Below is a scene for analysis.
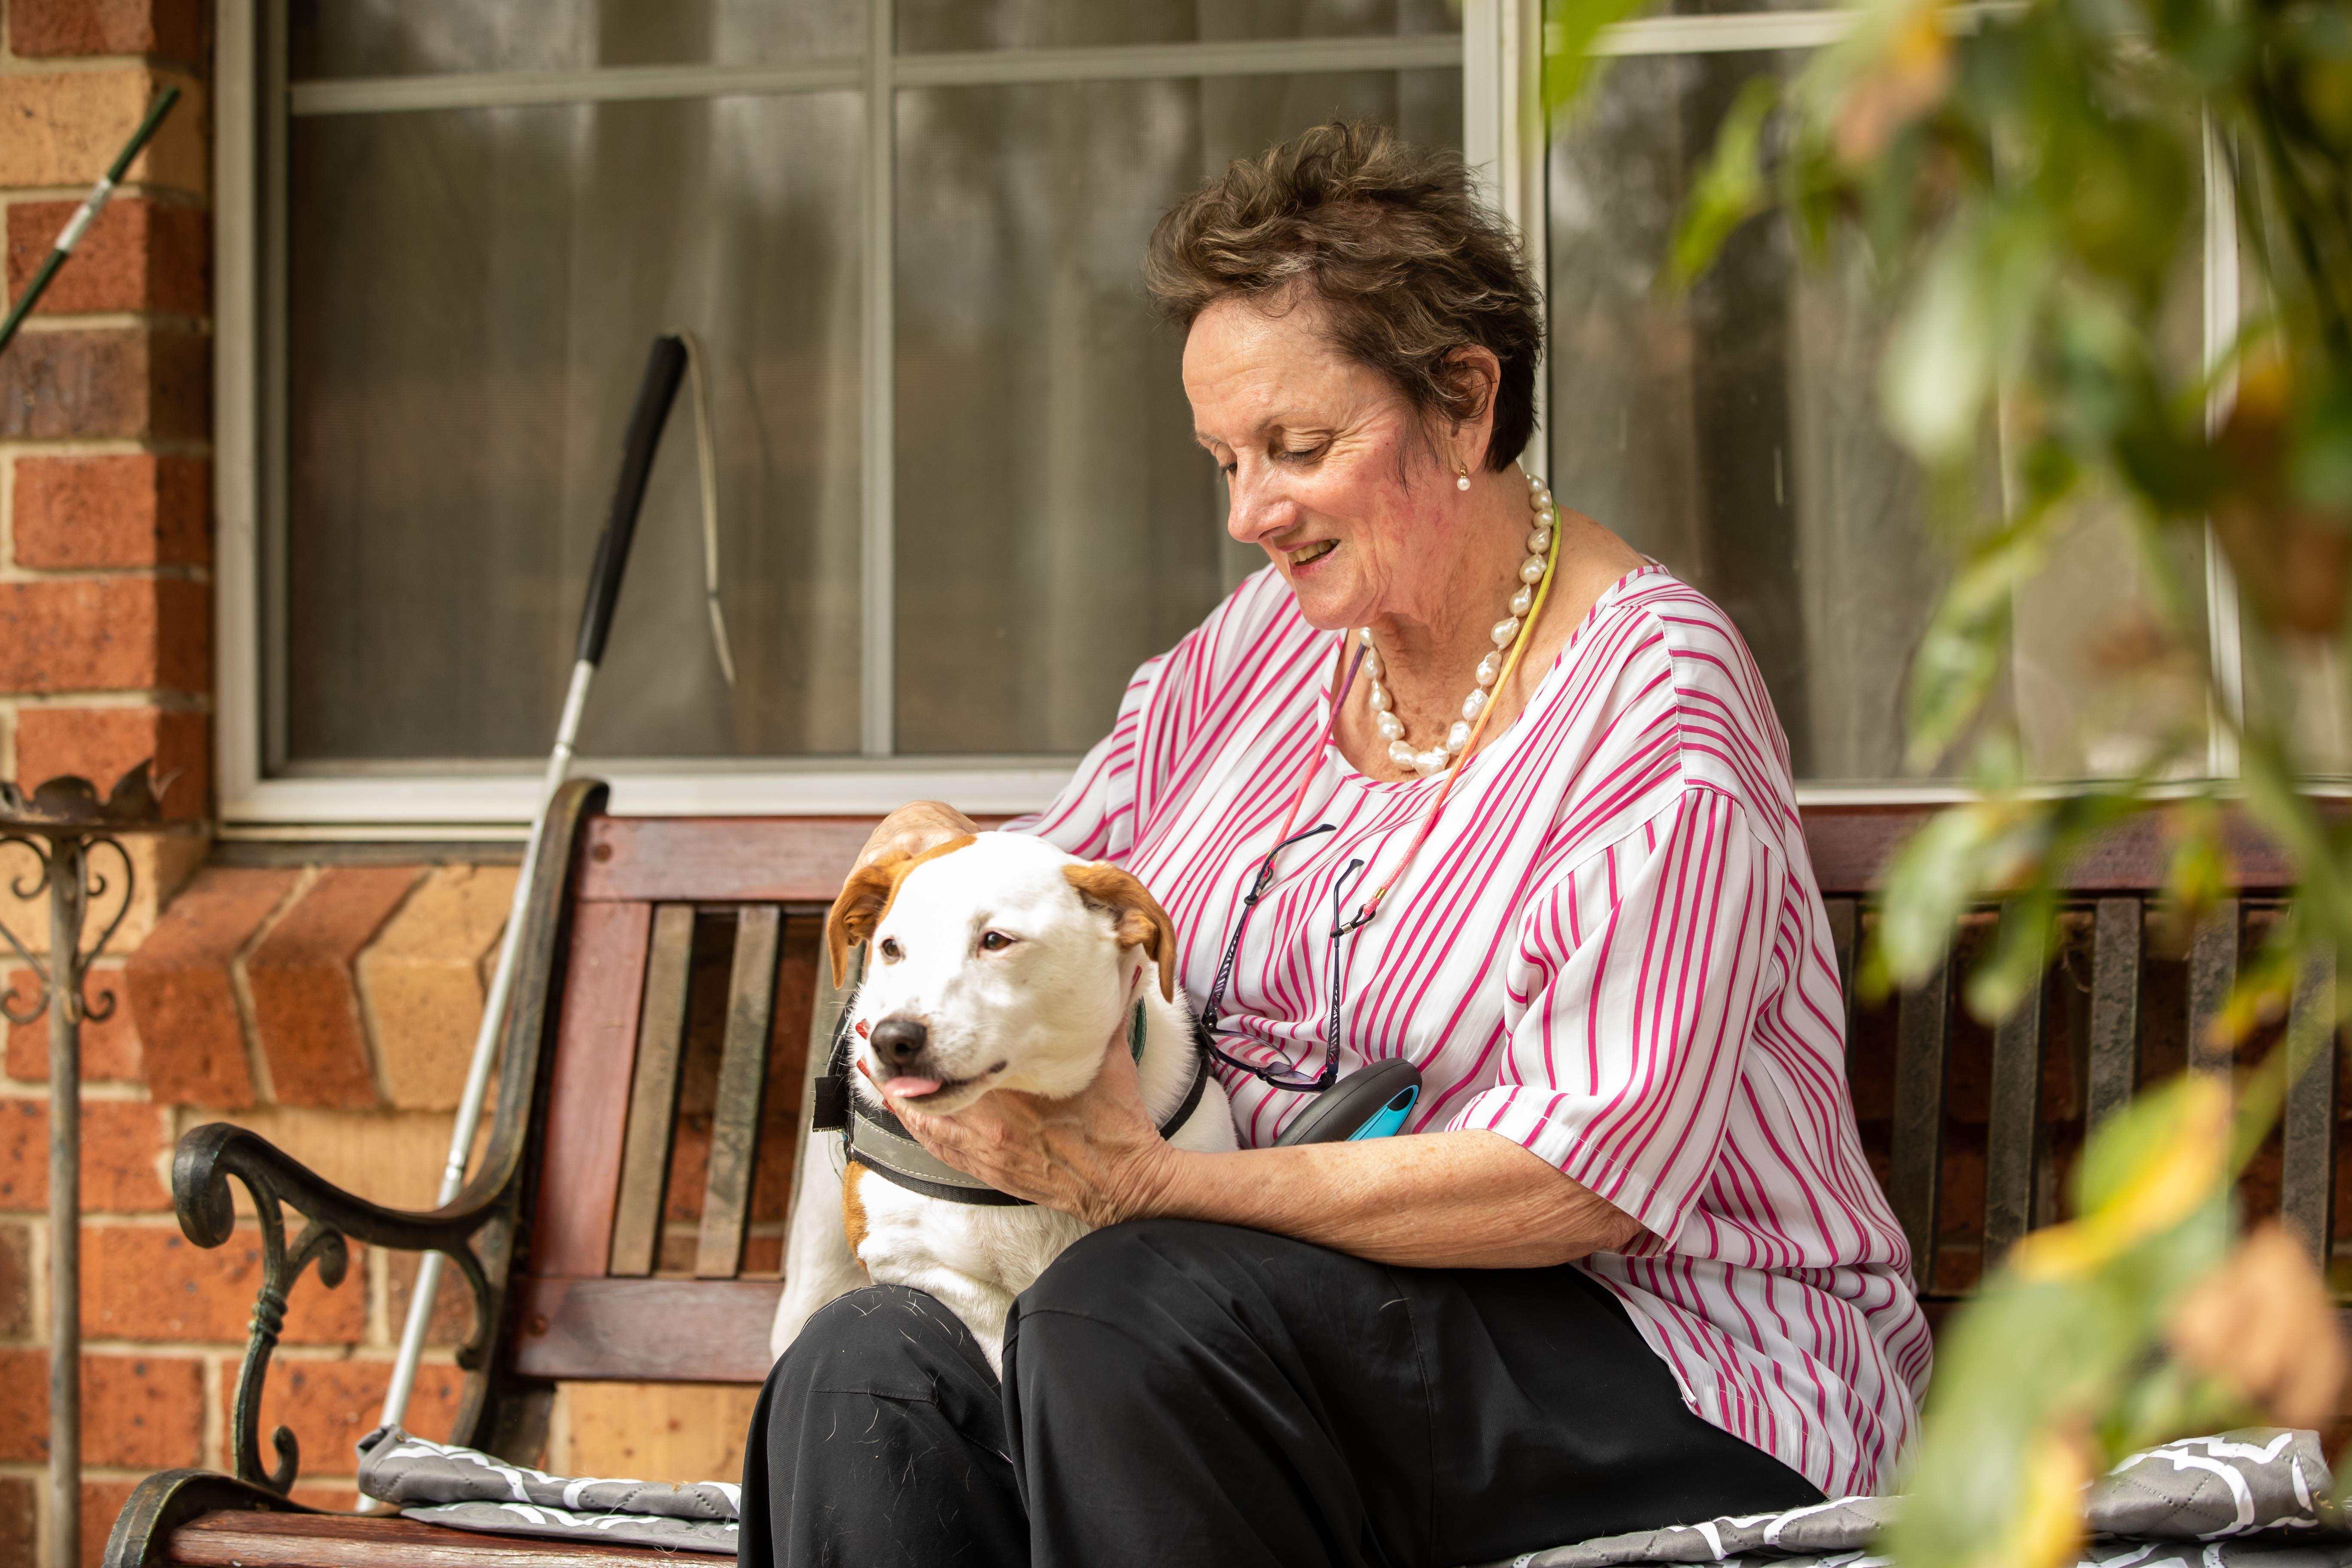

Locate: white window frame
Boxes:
[212,0,2239,836]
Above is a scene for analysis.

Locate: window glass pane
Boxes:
[282,94,863,765]
[894,70,1461,754]
[2009,144,2211,782]
[1547,49,2205,782]
[2229,183,2340,777]
[288,0,862,79]
[897,0,1456,56]
[1654,0,1821,17]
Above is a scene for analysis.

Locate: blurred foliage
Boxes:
[1538,0,2352,1559]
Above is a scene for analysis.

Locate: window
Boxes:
[215,0,2242,830]
[1541,15,2227,785]
[223,0,1459,827]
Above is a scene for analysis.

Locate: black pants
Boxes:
[739,1219,1819,1568]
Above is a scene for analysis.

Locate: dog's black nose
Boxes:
[870,1015,929,1069]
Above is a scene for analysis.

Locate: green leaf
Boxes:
[1672,77,1782,284]
[1871,799,2039,990]
[1541,0,1658,124]
[1882,220,2000,462]
[2158,800,2228,928]
[1967,885,2060,1022]
[1889,1275,2127,1568]
[1904,520,2049,771]
[2072,1072,2217,1215]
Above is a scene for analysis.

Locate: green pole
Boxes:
[0,86,181,357]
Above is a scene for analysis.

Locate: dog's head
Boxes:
[825,832,1178,1113]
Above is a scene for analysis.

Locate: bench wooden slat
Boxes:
[2087,897,2142,1129]
[607,904,698,1279]
[170,1509,681,1567]
[2282,940,2338,1260]
[2189,900,2240,1082]
[696,906,783,1279]
[1890,950,1951,1289]
[1984,903,2043,1262]
[579,816,873,903]
[532,900,655,1278]
[512,1276,781,1383]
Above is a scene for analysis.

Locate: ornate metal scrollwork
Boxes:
[3,764,167,1568]
[175,1122,508,1494]
[149,777,598,1502]
[0,830,135,1027]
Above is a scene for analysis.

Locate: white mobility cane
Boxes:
[378,335,692,1436]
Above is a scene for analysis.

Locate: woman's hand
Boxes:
[856,800,980,872]
[881,1023,1177,1229]
[878,1009,1645,1268]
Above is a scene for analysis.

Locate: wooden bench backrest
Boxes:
[505,807,2340,1387]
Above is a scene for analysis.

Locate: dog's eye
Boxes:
[878,937,903,961]
[979,930,1016,952]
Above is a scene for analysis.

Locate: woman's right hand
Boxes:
[854,799,979,873]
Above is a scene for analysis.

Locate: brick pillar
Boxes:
[0,9,723,1547]
[0,5,211,1563]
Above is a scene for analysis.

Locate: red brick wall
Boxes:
[0,3,213,1556]
[0,856,527,1562]
[0,15,761,1559]
[0,4,353,1559]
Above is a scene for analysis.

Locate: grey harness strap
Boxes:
[813,1001,1211,1208]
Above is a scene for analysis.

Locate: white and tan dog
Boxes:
[769,831,1234,1367]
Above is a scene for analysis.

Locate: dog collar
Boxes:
[814,1000,1211,1209]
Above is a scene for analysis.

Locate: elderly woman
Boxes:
[738,122,1928,1568]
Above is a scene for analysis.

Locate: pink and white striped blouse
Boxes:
[1018,560,1931,1499]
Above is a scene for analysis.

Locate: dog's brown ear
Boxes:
[824,833,979,987]
[1063,862,1179,1001]
[826,858,900,989]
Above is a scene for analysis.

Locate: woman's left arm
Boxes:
[889,1038,1642,1268]
[1137,1128,1645,1267]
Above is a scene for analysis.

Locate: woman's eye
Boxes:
[979,931,1016,952]
[1277,443,1325,465]
[878,937,902,961]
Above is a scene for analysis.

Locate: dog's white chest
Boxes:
[852,1173,1092,1363]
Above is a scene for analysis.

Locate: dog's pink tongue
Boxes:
[884,1075,942,1099]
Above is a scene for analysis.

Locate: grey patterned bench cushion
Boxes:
[355,1427,742,1553]
[357,1425,2352,1564]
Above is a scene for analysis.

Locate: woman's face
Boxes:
[1183,291,1474,635]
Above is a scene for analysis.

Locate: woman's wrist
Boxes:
[1106,1139,1211,1227]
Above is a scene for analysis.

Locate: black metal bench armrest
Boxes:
[175,1121,501,1260]
[171,1120,515,1496]
[151,780,605,1506]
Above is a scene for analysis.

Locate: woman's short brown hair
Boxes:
[1145,121,1543,472]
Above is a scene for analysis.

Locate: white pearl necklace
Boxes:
[1363,470,1558,777]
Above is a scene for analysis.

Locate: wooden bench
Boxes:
[102,784,2343,1568]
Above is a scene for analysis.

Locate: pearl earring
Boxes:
[1455,464,1471,492]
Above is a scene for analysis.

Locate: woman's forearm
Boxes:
[1129,1129,1643,1269]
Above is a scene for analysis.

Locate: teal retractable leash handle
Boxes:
[1272,1058,1421,1146]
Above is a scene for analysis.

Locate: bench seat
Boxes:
[168,1510,680,1568]
[100,785,2347,1568]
